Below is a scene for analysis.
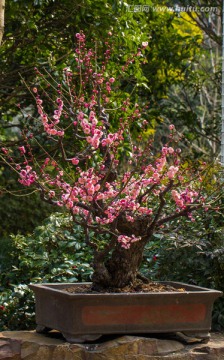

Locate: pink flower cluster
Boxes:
[19,166,38,186]
[1,147,8,154]
[156,156,166,172]
[118,235,141,249]
[18,146,26,155]
[56,168,103,211]
[37,97,64,137]
[78,111,98,134]
[171,189,199,209]
[162,146,174,156]
[87,129,103,149]
[95,182,118,201]
[75,32,86,42]
[77,110,105,149]
[167,166,179,179]
[101,133,119,147]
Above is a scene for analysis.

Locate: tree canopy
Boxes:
[0,0,222,235]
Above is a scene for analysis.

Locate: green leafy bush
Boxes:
[0,170,55,237]
[141,208,224,330]
[0,213,93,330]
[0,286,35,331]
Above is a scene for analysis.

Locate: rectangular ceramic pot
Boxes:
[29,282,222,343]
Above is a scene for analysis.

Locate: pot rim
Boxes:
[29,281,223,298]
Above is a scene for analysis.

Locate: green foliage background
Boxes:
[0,213,93,330]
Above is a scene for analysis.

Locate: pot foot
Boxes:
[36,325,52,334]
[62,332,102,343]
[176,331,210,344]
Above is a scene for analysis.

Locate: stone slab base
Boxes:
[1,331,224,359]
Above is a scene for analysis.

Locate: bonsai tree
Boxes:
[1,32,221,291]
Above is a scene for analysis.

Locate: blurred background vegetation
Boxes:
[0,0,223,331]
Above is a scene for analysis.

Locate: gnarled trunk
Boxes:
[91,213,152,290]
[92,239,148,290]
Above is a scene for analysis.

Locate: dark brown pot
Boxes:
[29,282,222,343]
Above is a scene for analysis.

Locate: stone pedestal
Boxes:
[1,331,224,359]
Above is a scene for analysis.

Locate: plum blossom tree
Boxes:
[1,32,221,290]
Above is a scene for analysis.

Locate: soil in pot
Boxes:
[62,280,186,294]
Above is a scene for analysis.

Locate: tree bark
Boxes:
[91,214,152,290]
[92,239,148,290]
[0,0,5,45]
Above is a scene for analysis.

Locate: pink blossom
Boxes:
[144,164,154,174]
[152,172,160,181]
[36,99,43,105]
[138,207,153,215]
[49,190,55,198]
[101,133,118,147]
[18,146,26,155]
[75,33,85,42]
[77,111,85,121]
[1,147,8,154]
[89,111,98,125]
[57,130,64,137]
[118,235,141,249]
[171,190,180,199]
[156,157,166,172]
[168,147,174,154]
[167,166,179,179]
[71,158,79,165]
[171,190,184,208]
[126,215,134,222]
[18,166,38,186]
[44,158,50,166]
[106,83,111,92]
[162,147,168,156]
[86,129,103,149]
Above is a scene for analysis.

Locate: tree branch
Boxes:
[156,204,201,227]
[149,180,174,232]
